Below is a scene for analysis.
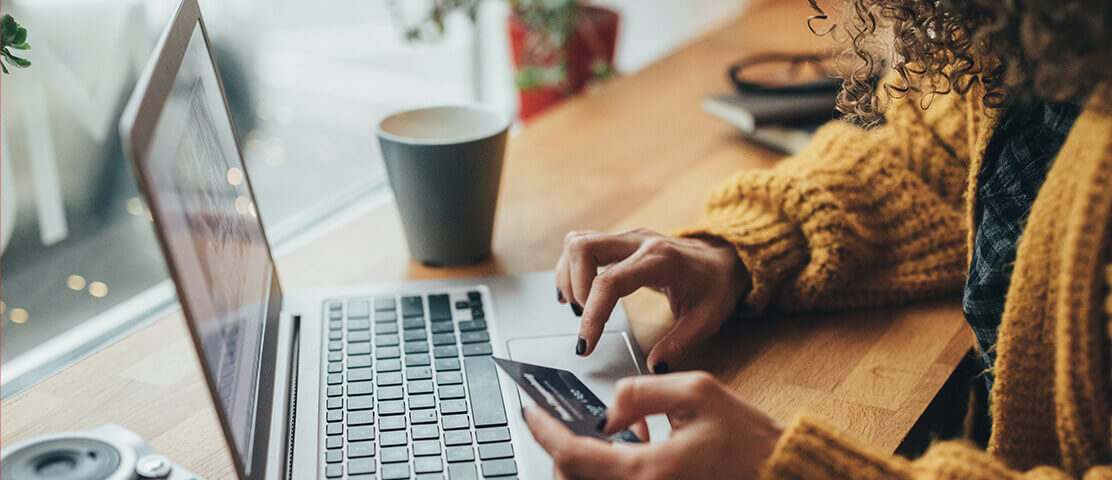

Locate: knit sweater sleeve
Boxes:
[676,88,974,315]
[761,414,1112,480]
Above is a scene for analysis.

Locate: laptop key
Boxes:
[430,321,454,334]
[438,385,465,399]
[377,372,403,387]
[327,398,343,410]
[478,442,514,460]
[428,294,452,321]
[447,462,478,480]
[377,359,402,373]
[328,330,342,341]
[325,449,342,463]
[329,321,342,331]
[380,446,408,463]
[325,436,342,449]
[376,323,399,335]
[433,346,459,358]
[348,440,375,458]
[409,379,434,394]
[328,362,342,374]
[378,400,405,415]
[476,427,510,444]
[347,300,370,318]
[329,302,343,311]
[375,296,397,311]
[328,351,342,362]
[326,423,342,436]
[459,331,490,344]
[432,333,456,346]
[378,386,403,400]
[471,308,485,320]
[376,335,400,347]
[348,331,371,343]
[348,458,376,475]
[326,386,342,397]
[327,410,342,422]
[382,463,410,480]
[379,415,407,431]
[458,320,487,332]
[406,342,430,354]
[328,341,342,351]
[326,374,342,385]
[348,397,374,411]
[446,445,475,463]
[380,430,407,447]
[403,317,426,330]
[401,296,424,317]
[467,291,481,301]
[455,300,470,310]
[375,310,398,322]
[436,371,463,385]
[412,424,439,440]
[348,343,371,355]
[440,399,468,415]
[415,456,443,474]
[411,409,438,424]
[325,463,342,478]
[404,329,428,342]
[406,354,432,367]
[346,377,373,397]
[347,426,374,441]
[413,439,441,456]
[435,358,461,371]
[462,343,493,357]
[443,430,471,446]
[481,459,517,477]
[464,357,508,427]
[441,414,470,430]
[347,411,374,426]
[376,346,401,359]
[349,368,373,382]
[348,320,370,331]
[329,310,343,321]
[347,356,371,368]
[409,394,436,410]
[407,366,433,380]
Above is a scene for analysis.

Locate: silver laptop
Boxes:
[119,1,663,479]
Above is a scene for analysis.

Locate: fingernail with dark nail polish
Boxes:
[521,406,528,419]
[653,362,669,374]
[557,288,564,302]
[596,413,608,432]
[570,303,583,316]
[576,337,587,356]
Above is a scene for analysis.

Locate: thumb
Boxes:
[600,372,710,436]
[645,305,721,374]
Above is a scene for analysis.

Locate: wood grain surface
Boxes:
[1,2,972,478]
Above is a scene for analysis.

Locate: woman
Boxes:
[523,0,1112,478]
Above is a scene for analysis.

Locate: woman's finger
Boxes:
[555,251,572,305]
[645,303,724,374]
[600,372,720,435]
[578,248,672,356]
[566,231,644,308]
[523,405,634,479]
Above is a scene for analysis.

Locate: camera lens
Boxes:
[33,450,80,475]
[2,438,121,480]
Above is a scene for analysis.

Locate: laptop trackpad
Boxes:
[506,332,644,411]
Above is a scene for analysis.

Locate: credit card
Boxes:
[492,356,641,443]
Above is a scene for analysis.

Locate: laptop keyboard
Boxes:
[321,290,519,479]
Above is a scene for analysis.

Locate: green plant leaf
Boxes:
[514,64,566,89]
[10,41,29,50]
[1,15,17,45]
[1,63,8,74]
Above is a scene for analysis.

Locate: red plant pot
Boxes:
[508,5,620,120]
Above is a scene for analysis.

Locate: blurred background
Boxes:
[0,0,744,398]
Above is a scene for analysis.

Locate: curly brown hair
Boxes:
[808,0,1112,126]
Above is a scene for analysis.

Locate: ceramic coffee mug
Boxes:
[377,105,510,267]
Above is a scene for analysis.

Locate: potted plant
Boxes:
[1,14,32,73]
[507,0,618,119]
[1,13,30,254]
[389,0,619,120]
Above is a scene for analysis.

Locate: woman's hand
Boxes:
[523,371,783,480]
[556,229,750,373]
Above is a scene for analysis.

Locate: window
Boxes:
[0,0,742,398]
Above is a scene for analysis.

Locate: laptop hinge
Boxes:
[283,315,301,480]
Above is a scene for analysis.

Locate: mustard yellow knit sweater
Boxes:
[679,80,1112,478]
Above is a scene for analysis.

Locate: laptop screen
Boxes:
[142,21,273,470]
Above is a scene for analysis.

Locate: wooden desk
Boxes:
[1,2,972,477]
